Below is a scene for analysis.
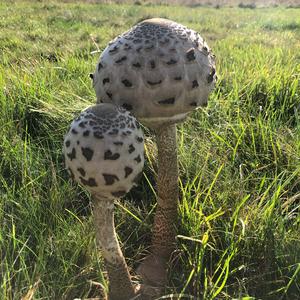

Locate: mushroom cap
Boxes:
[92,18,216,128]
[63,103,144,199]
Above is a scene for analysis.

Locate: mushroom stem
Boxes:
[153,124,179,258]
[138,124,179,286]
[92,196,136,300]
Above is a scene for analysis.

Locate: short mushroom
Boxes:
[91,18,217,287]
[63,103,144,300]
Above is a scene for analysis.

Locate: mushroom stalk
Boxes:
[138,124,179,286]
[153,124,178,259]
[92,196,136,300]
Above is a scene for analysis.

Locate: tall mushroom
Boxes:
[91,18,217,286]
[63,103,144,300]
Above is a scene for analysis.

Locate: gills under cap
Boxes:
[92,18,216,127]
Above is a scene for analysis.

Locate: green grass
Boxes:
[0,1,300,299]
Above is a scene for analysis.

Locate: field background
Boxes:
[60,0,300,8]
[0,0,300,299]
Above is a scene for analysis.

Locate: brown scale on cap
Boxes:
[63,103,144,199]
[92,18,216,127]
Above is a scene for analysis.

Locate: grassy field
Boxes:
[61,0,300,8]
[0,1,300,299]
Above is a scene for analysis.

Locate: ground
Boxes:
[0,1,299,299]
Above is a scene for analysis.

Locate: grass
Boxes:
[0,1,300,299]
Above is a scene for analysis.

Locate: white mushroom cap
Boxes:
[92,18,216,127]
[63,103,144,199]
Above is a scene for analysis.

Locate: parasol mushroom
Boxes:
[91,18,217,287]
[63,103,145,300]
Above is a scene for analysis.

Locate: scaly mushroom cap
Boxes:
[92,18,216,127]
[63,103,144,199]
